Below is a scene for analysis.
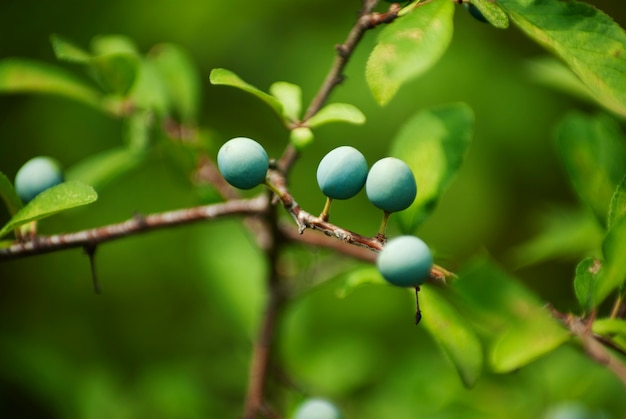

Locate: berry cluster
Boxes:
[216,137,433,288]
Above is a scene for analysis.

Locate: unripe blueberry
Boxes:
[316,146,368,200]
[14,156,64,203]
[293,398,343,419]
[464,3,488,23]
[217,137,269,190]
[365,157,416,213]
[377,235,433,287]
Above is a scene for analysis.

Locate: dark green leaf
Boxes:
[421,287,483,387]
[66,148,145,190]
[269,82,302,122]
[209,68,284,120]
[608,176,626,230]
[90,53,140,96]
[50,34,91,64]
[497,0,626,118]
[555,112,626,226]
[0,58,102,109]
[0,181,97,238]
[307,103,366,128]
[471,0,509,29]
[390,103,474,233]
[574,256,603,312]
[366,0,454,105]
[149,43,201,123]
[595,216,626,306]
[0,171,23,216]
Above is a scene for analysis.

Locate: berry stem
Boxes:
[376,211,391,242]
[320,197,333,221]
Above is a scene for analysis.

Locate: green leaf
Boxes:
[335,265,387,299]
[149,43,201,123]
[269,81,302,122]
[90,53,140,96]
[608,176,626,230]
[526,56,596,103]
[129,60,170,116]
[595,215,626,306]
[66,148,145,190]
[0,172,23,216]
[390,103,474,233]
[555,112,626,227]
[497,0,626,118]
[0,58,102,109]
[574,257,603,312]
[50,34,91,64]
[421,287,483,388]
[592,318,626,338]
[209,68,283,120]
[471,0,509,29]
[0,181,97,238]
[366,0,454,105]
[90,34,139,56]
[306,103,366,128]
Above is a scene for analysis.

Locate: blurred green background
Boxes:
[1,1,626,418]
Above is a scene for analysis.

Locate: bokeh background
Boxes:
[1,1,626,418]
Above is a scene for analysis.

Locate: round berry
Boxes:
[377,236,433,287]
[316,146,368,200]
[14,156,64,203]
[217,137,269,190]
[464,3,488,23]
[365,157,416,213]
[293,398,343,419]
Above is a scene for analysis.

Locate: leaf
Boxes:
[90,53,140,96]
[366,0,454,105]
[389,103,474,233]
[269,81,302,122]
[555,112,626,227]
[0,172,23,216]
[471,0,510,29]
[0,58,102,109]
[595,215,626,306]
[129,60,170,116]
[90,34,139,56]
[335,265,387,299]
[149,43,201,123]
[0,181,97,238]
[496,0,626,118]
[209,68,283,120]
[526,56,596,103]
[50,34,91,64]
[574,256,603,312]
[593,318,626,353]
[306,103,366,128]
[421,287,483,387]
[66,148,145,190]
[608,176,626,230]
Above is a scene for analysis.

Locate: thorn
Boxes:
[84,243,102,295]
[415,286,422,325]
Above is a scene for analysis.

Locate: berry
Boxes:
[464,3,489,23]
[217,137,269,190]
[365,157,416,213]
[377,235,433,287]
[293,398,343,419]
[316,146,368,200]
[14,156,64,203]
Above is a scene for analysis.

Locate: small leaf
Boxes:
[149,43,201,123]
[66,148,145,190]
[497,0,626,118]
[526,57,596,104]
[0,172,23,216]
[594,216,626,306]
[608,176,626,230]
[366,0,454,105]
[471,0,509,29]
[335,265,387,299]
[421,287,483,387]
[129,60,170,116]
[574,256,603,312]
[209,68,283,120]
[90,53,140,96]
[592,318,626,337]
[269,81,302,122]
[90,34,139,56]
[555,112,626,227]
[0,58,102,109]
[390,103,474,233]
[50,34,91,64]
[0,181,97,238]
[307,103,366,128]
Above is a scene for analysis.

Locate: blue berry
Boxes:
[316,146,368,200]
[217,137,269,190]
[464,3,488,23]
[293,398,343,419]
[365,157,416,213]
[377,236,433,287]
[14,156,64,203]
